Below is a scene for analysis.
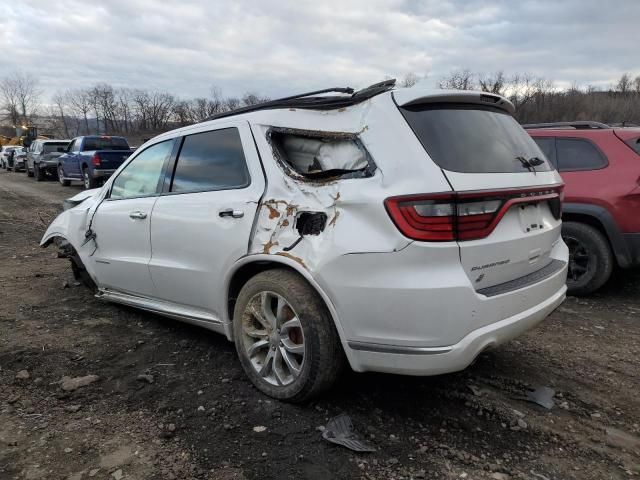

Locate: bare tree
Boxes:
[52,91,71,138]
[478,71,506,95]
[399,72,421,88]
[616,73,632,93]
[0,72,41,126]
[439,69,475,90]
[67,89,93,135]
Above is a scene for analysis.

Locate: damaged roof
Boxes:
[206,79,516,122]
[206,79,397,121]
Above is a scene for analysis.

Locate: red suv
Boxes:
[526,122,640,294]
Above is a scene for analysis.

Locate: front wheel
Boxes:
[58,165,71,186]
[562,221,614,295]
[233,269,345,402]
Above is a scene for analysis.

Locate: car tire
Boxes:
[83,167,98,189]
[35,163,45,182]
[562,221,614,295]
[58,165,71,186]
[233,269,345,402]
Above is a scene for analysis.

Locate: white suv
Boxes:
[42,81,568,401]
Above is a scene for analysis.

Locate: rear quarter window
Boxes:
[556,138,607,171]
[399,104,552,173]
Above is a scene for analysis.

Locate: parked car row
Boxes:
[1,135,133,189]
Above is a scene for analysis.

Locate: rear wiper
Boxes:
[515,156,544,174]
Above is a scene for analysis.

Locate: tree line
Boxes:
[438,69,640,125]
[1,70,639,143]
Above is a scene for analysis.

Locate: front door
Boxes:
[148,124,265,320]
[90,139,174,296]
[62,139,82,178]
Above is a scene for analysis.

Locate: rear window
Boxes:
[43,142,68,153]
[82,137,130,151]
[400,104,553,173]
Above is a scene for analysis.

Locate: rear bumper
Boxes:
[12,158,25,169]
[316,240,568,375]
[92,169,116,178]
[39,160,59,171]
[347,284,565,375]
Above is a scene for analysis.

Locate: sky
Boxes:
[1,0,639,101]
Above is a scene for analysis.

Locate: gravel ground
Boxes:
[1,170,639,480]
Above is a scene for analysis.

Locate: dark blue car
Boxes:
[57,135,133,189]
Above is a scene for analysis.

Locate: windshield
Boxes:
[82,137,130,151]
[43,143,68,153]
[400,103,553,173]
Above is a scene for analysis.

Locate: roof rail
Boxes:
[205,79,396,121]
[522,121,610,130]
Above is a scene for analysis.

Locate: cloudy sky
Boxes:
[2,0,639,100]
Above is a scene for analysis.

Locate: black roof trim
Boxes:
[522,121,611,130]
[205,79,396,121]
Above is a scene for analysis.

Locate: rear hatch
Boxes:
[83,137,132,170]
[92,150,132,169]
[393,91,564,292]
[42,142,69,163]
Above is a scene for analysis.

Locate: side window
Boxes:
[557,138,607,171]
[67,140,76,153]
[532,137,556,168]
[72,140,82,153]
[110,140,173,200]
[170,128,250,193]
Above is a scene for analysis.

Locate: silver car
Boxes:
[26,139,70,181]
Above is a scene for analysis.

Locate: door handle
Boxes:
[129,210,147,219]
[219,209,244,219]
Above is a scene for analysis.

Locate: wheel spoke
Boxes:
[258,348,275,377]
[279,346,301,378]
[281,338,304,355]
[280,317,301,332]
[248,302,270,330]
[247,339,269,357]
[273,348,287,386]
[260,292,277,328]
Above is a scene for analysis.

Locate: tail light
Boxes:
[92,153,101,166]
[385,185,563,242]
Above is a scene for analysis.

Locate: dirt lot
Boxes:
[0,170,639,480]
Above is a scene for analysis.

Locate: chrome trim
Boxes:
[96,289,225,334]
[348,341,452,355]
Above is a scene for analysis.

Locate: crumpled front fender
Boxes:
[40,189,102,247]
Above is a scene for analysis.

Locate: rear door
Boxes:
[397,99,564,291]
[148,122,265,319]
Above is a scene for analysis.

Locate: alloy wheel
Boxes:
[240,291,305,387]
[58,166,65,184]
[565,235,591,282]
[83,171,90,189]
